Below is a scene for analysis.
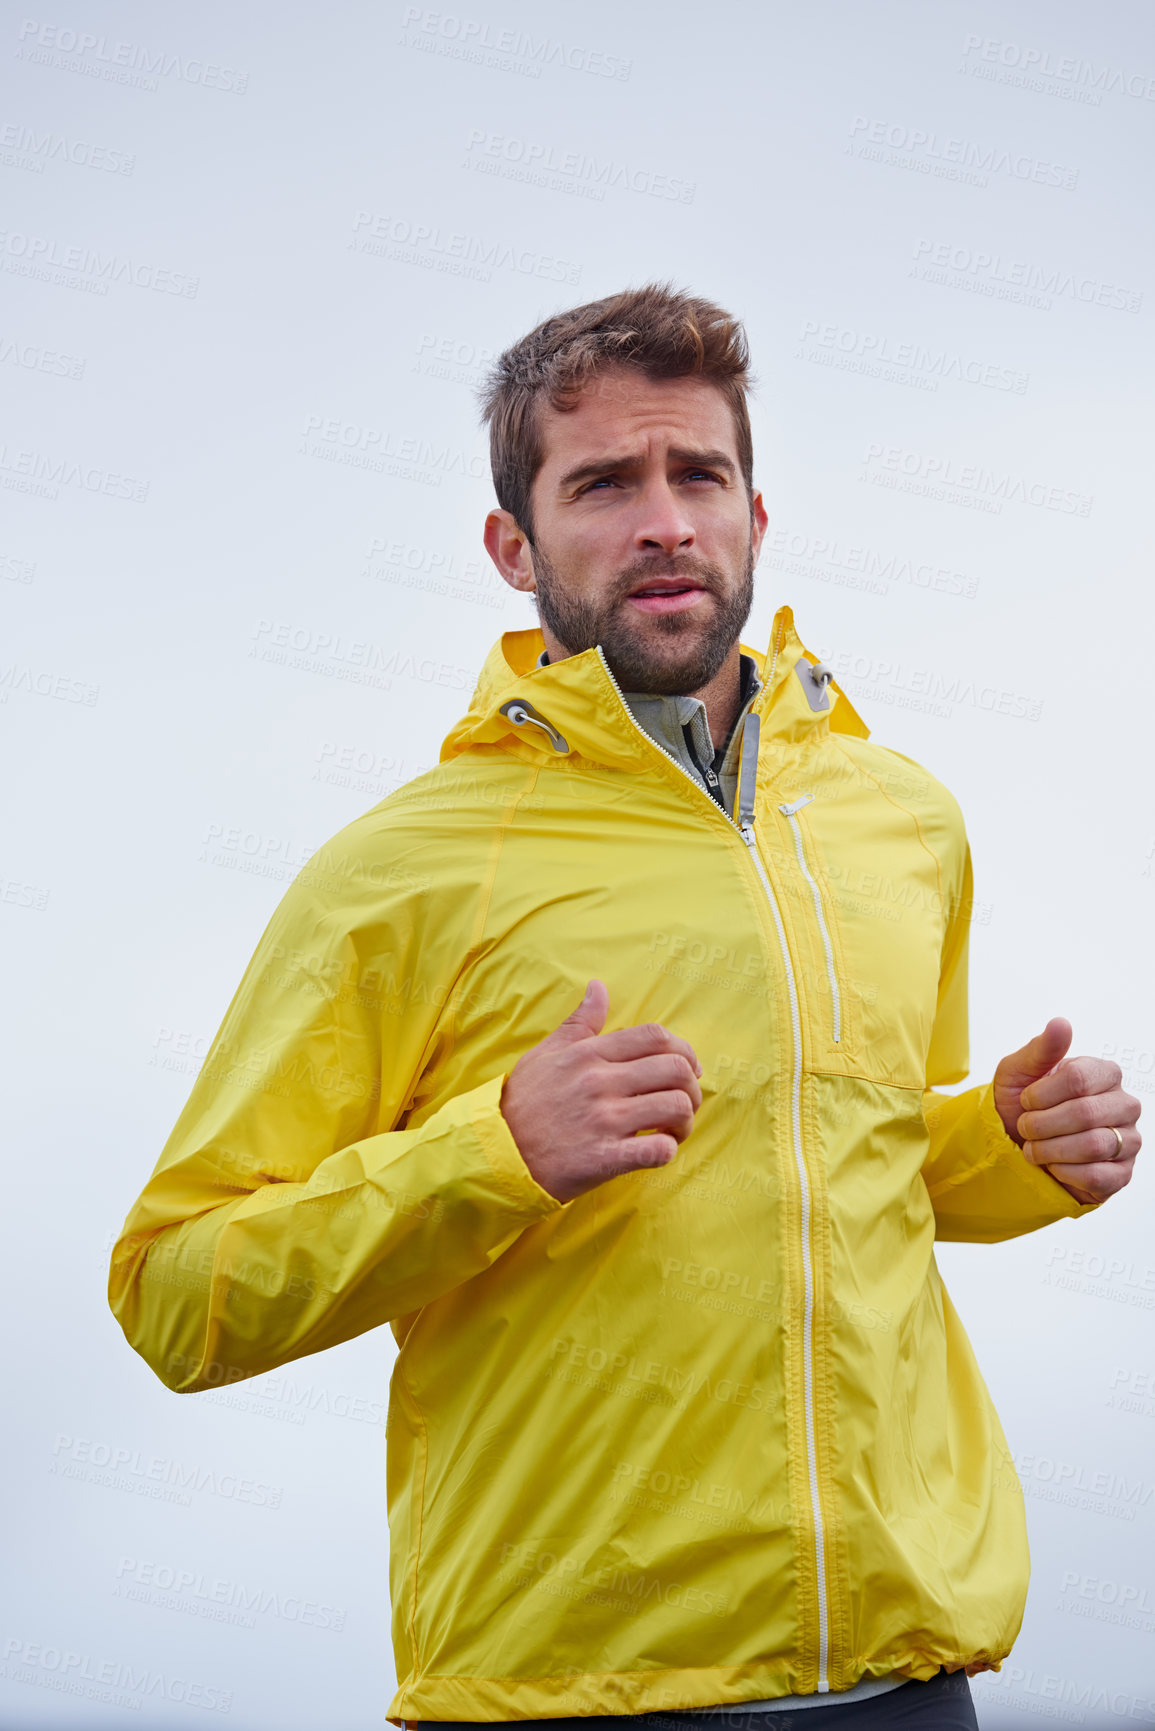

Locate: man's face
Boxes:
[485,367,768,695]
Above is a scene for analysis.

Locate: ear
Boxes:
[749,489,769,565]
[484,509,537,594]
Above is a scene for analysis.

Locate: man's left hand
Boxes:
[993,1018,1141,1205]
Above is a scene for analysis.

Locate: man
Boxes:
[110,285,1140,1729]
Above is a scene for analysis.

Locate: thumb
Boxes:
[994,1016,1073,1093]
[550,979,609,1044]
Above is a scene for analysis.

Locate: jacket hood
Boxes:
[440,602,870,769]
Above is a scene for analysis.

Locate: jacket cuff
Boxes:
[975,1081,1102,1221]
[468,1072,567,1217]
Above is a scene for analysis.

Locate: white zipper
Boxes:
[595,644,833,1694]
[778,795,841,1046]
[736,816,831,1695]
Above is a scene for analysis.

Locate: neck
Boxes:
[677,645,745,749]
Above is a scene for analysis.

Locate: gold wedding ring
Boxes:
[1110,1126,1124,1156]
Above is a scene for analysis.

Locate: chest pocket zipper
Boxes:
[779,795,841,1046]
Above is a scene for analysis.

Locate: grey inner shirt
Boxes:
[532,643,910,1712]
[625,653,761,819]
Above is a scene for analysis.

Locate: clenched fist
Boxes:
[993,1017,1141,1205]
[500,980,703,1204]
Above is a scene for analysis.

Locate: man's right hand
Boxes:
[499,980,703,1204]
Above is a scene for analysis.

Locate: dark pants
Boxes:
[424,1665,978,1729]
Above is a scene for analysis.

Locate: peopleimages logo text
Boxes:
[911,239,1141,312]
[862,443,1093,516]
[15,19,248,91]
[464,130,695,202]
[398,8,631,79]
[960,34,1155,102]
[350,210,580,285]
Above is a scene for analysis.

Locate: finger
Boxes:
[1051,1181,1101,1206]
[597,1053,703,1112]
[593,1022,702,1076]
[547,979,609,1045]
[614,1090,698,1141]
[1019,1054,1122,1113]
[1038,1159,1132,1203]
[1017,1088,1141,1143]
[994,1017,1072,1095]
[1022,1126,1138,1167]
[609,1132,679,1172]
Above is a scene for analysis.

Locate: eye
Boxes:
[580,476,618,492]
[684,469,723,484]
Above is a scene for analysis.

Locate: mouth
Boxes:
[625,577,710,616]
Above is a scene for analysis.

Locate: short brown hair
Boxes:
[478,282,755,543]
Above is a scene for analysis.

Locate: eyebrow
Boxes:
[556,446,738,493]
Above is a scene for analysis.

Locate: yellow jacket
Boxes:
[109,605,1099,1720]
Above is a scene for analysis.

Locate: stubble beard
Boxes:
[528,542,756,696]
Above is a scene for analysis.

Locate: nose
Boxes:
[632,477,696,556]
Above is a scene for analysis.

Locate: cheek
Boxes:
[547,524,631,589]
[703,518,754,573]
[692,492,751,539]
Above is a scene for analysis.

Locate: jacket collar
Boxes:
[537,644,762,775]
[439,603,869,770]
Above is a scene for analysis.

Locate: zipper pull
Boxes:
[779,794,814,817]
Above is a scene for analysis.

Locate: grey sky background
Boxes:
[2,2,1153,1725]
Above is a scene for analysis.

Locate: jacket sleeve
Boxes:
[108,828,564,1393]
[920,832,1101,1242]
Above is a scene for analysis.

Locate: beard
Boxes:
[529,542,755,696]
